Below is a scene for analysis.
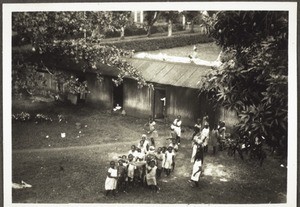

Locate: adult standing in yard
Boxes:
[171,115,182,145]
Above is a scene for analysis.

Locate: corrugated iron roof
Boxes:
[126,58,211,89]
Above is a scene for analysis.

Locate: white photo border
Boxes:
[3,2,298,207]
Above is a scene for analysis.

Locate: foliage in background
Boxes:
[160,11,180,37]
[200,11,288,156]
[103,33,213,52]
[143,11,161,37]
[182,11,201,33]
[12,11,150,97]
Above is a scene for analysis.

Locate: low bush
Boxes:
[102,33,213,52]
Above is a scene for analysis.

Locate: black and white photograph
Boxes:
[2,2,297,206]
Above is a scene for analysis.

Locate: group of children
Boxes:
[104,116,181,197]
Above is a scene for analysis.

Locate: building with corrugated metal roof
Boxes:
[81,57,237,126]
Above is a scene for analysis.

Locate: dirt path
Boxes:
[12,140,138,154]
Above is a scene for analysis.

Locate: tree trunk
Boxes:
[147,25,152,37]
[168,20,173,37]
[190,21,195,33]
[120,26,125,40]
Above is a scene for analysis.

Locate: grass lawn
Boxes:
[11,100,287,204]
[142,42,221,62]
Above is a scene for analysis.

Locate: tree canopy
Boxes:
[201,11,288,156]
[12,11,148,96]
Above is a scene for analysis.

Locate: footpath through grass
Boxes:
[12,100,287,204]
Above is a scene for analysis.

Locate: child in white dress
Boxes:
[146,160,159,193]
[105,161,118,196]
[126,154,136,188]
[164,146,175,176]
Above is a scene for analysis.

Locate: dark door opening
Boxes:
[113,83,124,109]
[154,89,166,119]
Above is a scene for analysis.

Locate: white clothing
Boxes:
[191,160,202,182]
[169,143,179,156]
[128,150,139,160]
[105,167,117,190]
[155,152,164,169]
[146,165,157,185]
[200,128,210,146]
[171,118,182,137]
[164,151,174,169]
[191,144,198,163]
[127,162,136,179]
[136,152,145,161]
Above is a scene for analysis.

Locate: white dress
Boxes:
[105,167,118,190]
[164,151,174,169]
[127,162,136,179]
[172,119,182,137]
[191,160,202,182]
[146,165,157,185]
[201,128,210,146]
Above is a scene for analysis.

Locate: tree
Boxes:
[12,12,149,97]
[110,11,132,40]
[160,11,180,37]
[200,11,288,156]
[144,11,160,37]
[182,11,200,33]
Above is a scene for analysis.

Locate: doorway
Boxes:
[112,83,123,109]
[153,88,166,120]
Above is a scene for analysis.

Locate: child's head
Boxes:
[172,139,177,145]
[177,115,181,120]
[128,154,134,161]
[162,146,167,153]
[142,134,147,140]
[150,160,156,167]
[121,155,127,159]
[137,148,141,153]
[118,160,123,166]
[140,139,145,145]
[110,161,115,168]
[167,146,173,152]
[131,145,136,151]
[157,147,162,153]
